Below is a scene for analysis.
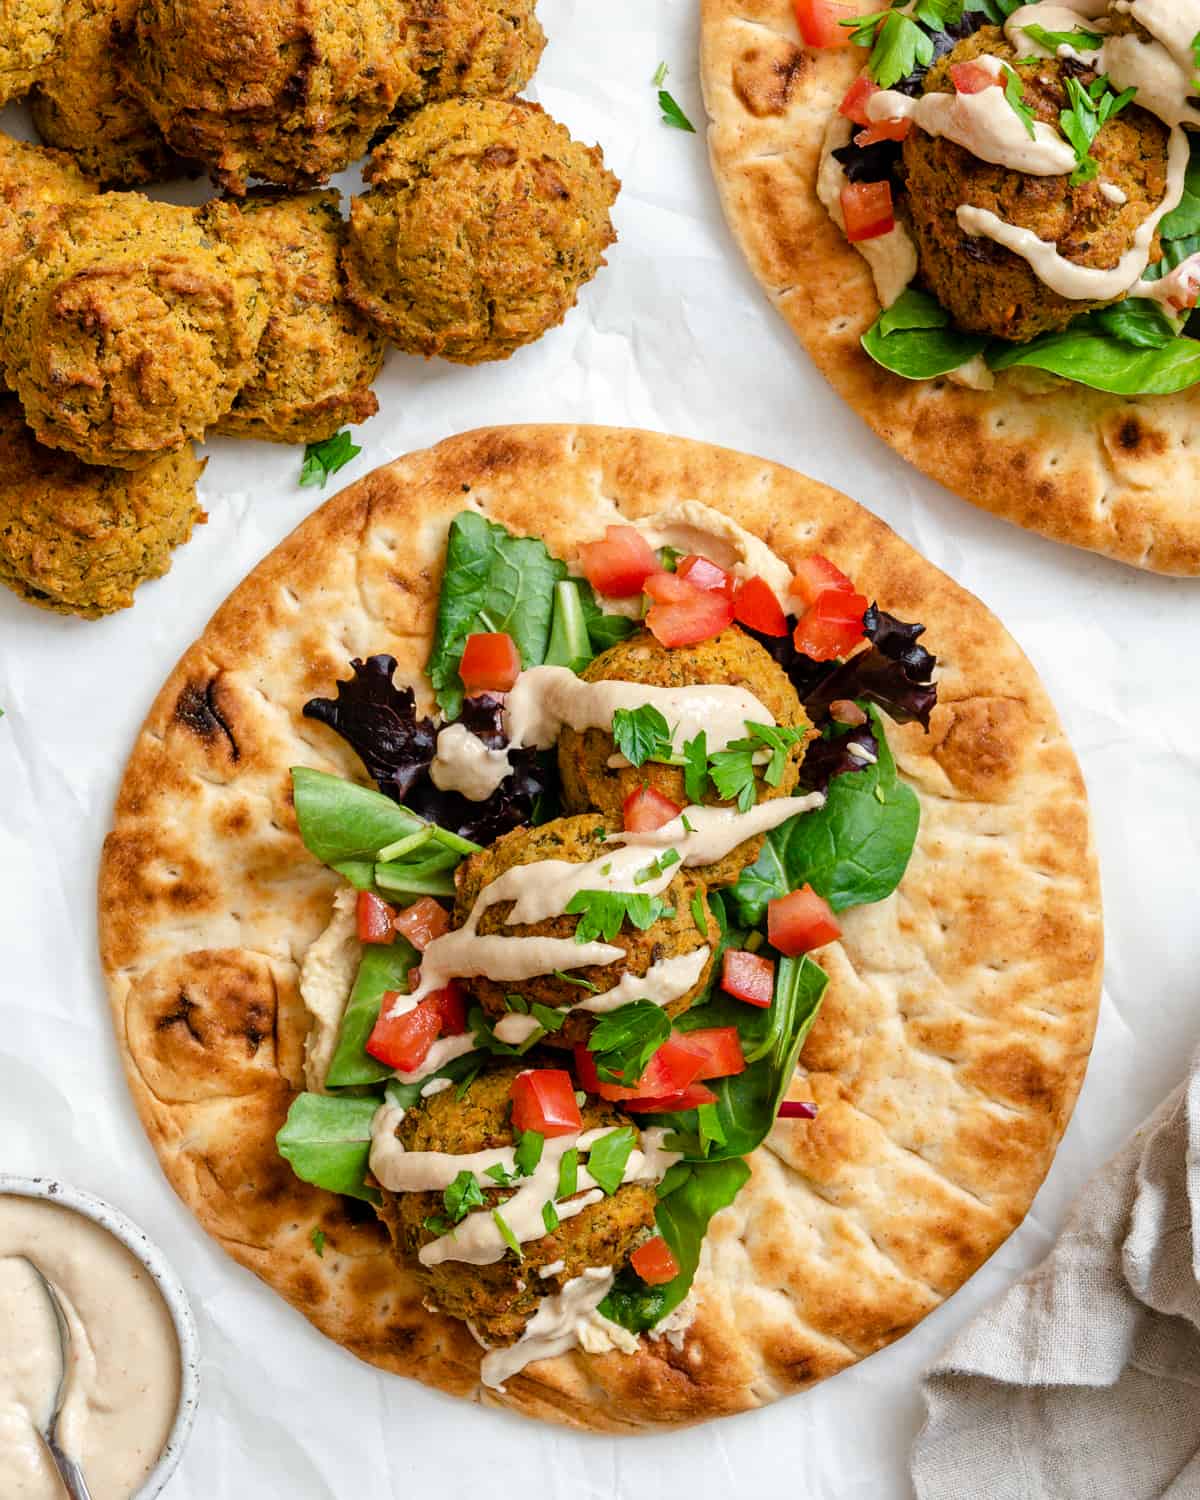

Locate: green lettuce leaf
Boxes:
[276,1093,382,1204]
[291,767,424,887]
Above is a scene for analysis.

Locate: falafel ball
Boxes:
[0,130,96,274]
[901,28,1170,342]
[403,0,545,106]
[0,193,269,468]
[343,97,619,363]
[201,190,385,444]
[30,0,177,187]
[376,1064,657,1345]
[0,397,204,616]
[454,813,717,1046]
[127,0,412,194]
[558,628,811,887]
[0,0,64,107]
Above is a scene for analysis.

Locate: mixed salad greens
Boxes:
[277,511,938,1337]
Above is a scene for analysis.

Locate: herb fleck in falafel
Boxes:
[343,96,619,364]
[0,397,204,616]
[454,813,717,1046]
[202,190,385,445]
[0,193,269,468]
[376,1065,656,1345]
[901,28,1170,342]
[30,0,177,188]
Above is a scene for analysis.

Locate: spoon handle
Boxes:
[43,1432,94,1500]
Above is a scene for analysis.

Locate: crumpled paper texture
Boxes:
[1,2,1198,1495]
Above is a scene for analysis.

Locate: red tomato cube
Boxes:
[794,0,861,47]
[574,1036,704,1101]
[366,994,442,1073]
[357,890,396,944]
[459,632,521,693]
[579,525,658,598]
[676,554,734,597]
[643,570,697,605]
[512,1069,583,1137]
[630,1236,680,1285]
[392,897,450,951]
[841,180,895,242]
[793,589,869,661]
[646,587,734,648]
[951,60,1000,94]
[838,74,878,125]
[721,949,776,1009]
[622,1083,718,1114]
[429,981,467,1036]
[622,785,682,832]
[768,886,842,955]
[855,117,912,147]
[790,554,857,607]
[673,1027,746,1080]
[733,575,788,637]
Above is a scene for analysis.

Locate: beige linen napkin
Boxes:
[911,1051,1200,1500]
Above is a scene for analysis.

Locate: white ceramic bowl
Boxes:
[0,1174,200,1500]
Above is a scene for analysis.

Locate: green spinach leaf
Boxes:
[862,290,990,380]
[276,1093,382,1204]
[291,767,424,887]
[325,941,419,1088]
[575,578,638,653]
[426,512,567,717]
[987,320,1200,395]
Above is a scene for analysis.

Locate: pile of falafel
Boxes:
[0,0,619,616]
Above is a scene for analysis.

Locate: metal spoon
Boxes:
[20,1257,94,1500]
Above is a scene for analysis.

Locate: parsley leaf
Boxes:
[514,1129,545,1177]
[542,1200,560,1233]
[612,705,673,768]
[557,1147,579,1199]
[634,848,681,885]
[843,10,935,90]
[565,890,672,944]
[444,1169,486,1223]
[492,1207,523,1258]
[659,89,696,133]
[708,744,758,812]
[310,1227,326,1257]
[299,430,362,489]
[553,970,600,992]
[530,1003,568,1032]
[1003,65,1037,142]
[1060,74,1137,187]
[1020,23,1102,54]
[690,889,709,933]
[683,731,709,804]
[585,1127,638,1195]
[485,1162,519,1187]
[588,1001,671,1085]
[652,60,668,88]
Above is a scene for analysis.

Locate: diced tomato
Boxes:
[647,585,735,648]
[721,949,776,1009]
[951,60,1000,94]
[574,1036,704,1101]
[794,0,860,47]
[838,74,878,126]
[673,1027,746,1081]
[366,994,442,1073]
[511,1069,583,1137]
[392,896,450,951]
[622,1083,719,1114]
[357,890,396,944]
[733,575,788,637]
[793,589,869,661]
[676,554,734,597]
[768,885,842,955]
[841,180,894,242]
[428,981,467,1036]
[643,570,696,605]
[622,784,681,833]
[855,117,911,147]
[459,632,521,693]
[578,525,658,598]
[630,1236,680,1285]
[790,554,856,608]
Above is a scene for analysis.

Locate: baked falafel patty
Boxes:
[0,397,204,616]
[0,130,96,270]
[454,813,717,1047]
[558,627,811,886]
[202,190,385,444]
[376,1065,656,1345]
[901,27,1170,343]
[0,0,64,106]
[30,0,177,187]
[343,96,619,363]
[402,0,545,107]
[0,193,268,468]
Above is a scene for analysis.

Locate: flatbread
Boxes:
[699,0,1200,576]
[99,424,1103,1431]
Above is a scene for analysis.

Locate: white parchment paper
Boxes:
[1,3,1198,1495]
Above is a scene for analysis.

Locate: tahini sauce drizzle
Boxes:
[478,1268,616,1390]
[0,1196,180,1500]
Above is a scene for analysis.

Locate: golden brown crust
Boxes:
[98,424,1102,1430]
[0,0,64,105]
[0,129,97,270]
[699,0,1200,575]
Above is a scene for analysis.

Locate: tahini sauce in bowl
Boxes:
[0,1182,196,1499]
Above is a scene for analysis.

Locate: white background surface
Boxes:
[2,2,1199,1495]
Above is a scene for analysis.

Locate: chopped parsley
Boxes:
[485,1161,520,1188]
[530,1002,568,1032]
[1020,23,1102,54]
[587,1001,671,1086]
[655,62,696,133]
[553,969,600,992]
[558,1147,579,1199]
[505,993,529,1013]
[299,430,362,489]
[565,889,673,944]
[492,1208,523,1259]
[542,1200,560,1233]
[612,704,674,767]
[683,731,709,804]
[514,1128,545,1177]
[841,9,935,90]
[634,847,681,884]
[708,722,804,812]
[455,1062,482,1101]
[1060,74,1137,186]
[585,1127,638,1195]
[310,1227,326,1257]
[444,1169,486,1222]
[691,889,709,933]
[1003,65,1037,142]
